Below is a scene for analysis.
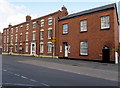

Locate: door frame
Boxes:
[102,45,110,63]
[63,42,68,58]
[30,42,36,56]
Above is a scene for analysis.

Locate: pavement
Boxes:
[20,55,118,72]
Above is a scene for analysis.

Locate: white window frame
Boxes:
[41,21,44,27]
[15,44,17,52]
[80,41,88,55]
[48,19,52,25]
[80,20,87,32]
[26,32,29,41]
[26,24,29,30]
[16,27,18,32]
[6,44,8,52]
[25,43,29,52]
[63,24,68,34]
[101,16,110,29]
[10,35,13,44]
[48,43,52,53]
[40,43,44,53]
[33,22,36,28]
[15,34,18,42]
[48,28,52,39]
[33,31,36,40]
[40,30,44,40]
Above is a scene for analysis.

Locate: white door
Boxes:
[65,45,68,57]
[30,42,36,56]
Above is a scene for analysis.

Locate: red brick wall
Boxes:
[2,7,68,56]
[58,9,118,61]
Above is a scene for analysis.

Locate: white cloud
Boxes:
[0,0,28,32]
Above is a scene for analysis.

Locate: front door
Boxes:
[64,42,68,57]
[30,42,36,56]
[102,45,110,63]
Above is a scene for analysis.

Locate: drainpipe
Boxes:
[53,18,56,56]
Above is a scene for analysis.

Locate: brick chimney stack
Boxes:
[26,15,31,22]
[61,5,68,16]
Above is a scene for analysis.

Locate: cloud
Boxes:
[0,0,28,32]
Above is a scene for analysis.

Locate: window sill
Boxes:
[79,54,88,56]
[48,38,52,40]
[62,33,68,35]
[47,52,52,53]
[48,24,52,26]
[100,28,110,30]
[80,31,87,33]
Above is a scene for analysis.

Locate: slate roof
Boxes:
[59,3,116,21]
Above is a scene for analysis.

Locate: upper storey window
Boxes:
[48,17,52,25]
[63,24,68,34]
[16,27,18,32]
[41,19,44,27]
[101,16,110,29]
[33,22,36,28]
[26,24,29,30]
[80,20,87,32]
[11,28,13,33]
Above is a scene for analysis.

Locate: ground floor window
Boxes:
[80,41,88,55]
[48,43,52,53]
[6,44,8,52]
[25,44,29,52]
[40,44,44,53]
[15,45,17,52]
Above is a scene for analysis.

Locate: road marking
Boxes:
[3,69,48,86]
[41,83,50,86]
[3,83,37,86]
[14,73,20,76]
[21,76,28,79]
[29,79,38,82]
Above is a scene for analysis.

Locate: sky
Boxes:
[0,0,120,33]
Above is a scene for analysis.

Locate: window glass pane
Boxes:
[26,25,29,30]
[63,24,68,34]
[33,23,36,28]
[48,19,52,25]
[80,20,87,32]
[33,32,36,40]
[40,44,44,53]
[40,31,44,40]
[48,30,52,39]
[80,42,88,55]
[48,44,52,52]
[101,16,110,29]
[41,21,44,27]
